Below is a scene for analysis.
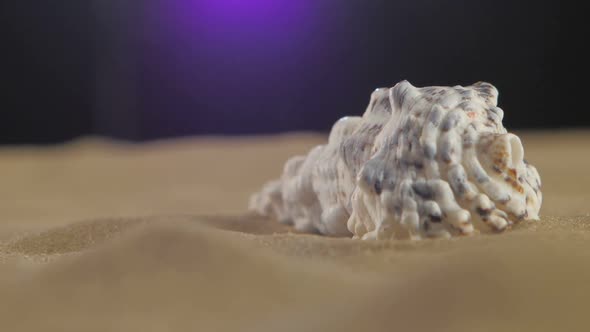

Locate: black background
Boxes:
[1,0,585,144]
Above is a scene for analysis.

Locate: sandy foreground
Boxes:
[0,131,589,331]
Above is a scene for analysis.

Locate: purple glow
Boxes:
[199,0,308,22]
[141,0,328,97]
[139,0,344,135]
[151,0,318,58]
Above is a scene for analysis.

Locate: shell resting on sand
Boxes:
[250,81,542,240]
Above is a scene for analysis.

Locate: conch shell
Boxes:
[250,81,542,240]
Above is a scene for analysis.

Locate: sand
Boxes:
[0,131,589,331]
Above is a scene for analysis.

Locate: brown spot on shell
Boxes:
[504,178,524,194]
[507,168,517,178]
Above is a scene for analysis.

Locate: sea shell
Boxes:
[250,81,542,240]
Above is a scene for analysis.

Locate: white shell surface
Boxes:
[250,81,542,240]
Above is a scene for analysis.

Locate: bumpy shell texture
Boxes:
[250,81,542,240]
